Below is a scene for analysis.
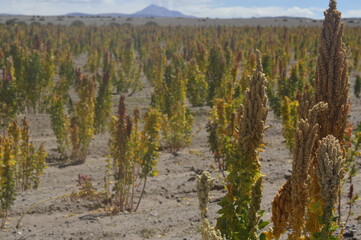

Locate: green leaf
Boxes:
[258,210,265,217]
[259,233,267,240]
[329,224,339,232]
[258,220,270,230]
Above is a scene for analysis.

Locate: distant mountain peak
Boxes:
[134,4,195,18]
[146,4,165,9]
[64,4,195,18]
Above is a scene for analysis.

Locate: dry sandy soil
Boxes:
[0,17,360,240]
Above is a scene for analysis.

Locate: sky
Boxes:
[1,0,361,19]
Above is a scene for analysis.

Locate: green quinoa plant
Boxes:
[0,136,16,229]
[49,88,70,158]
[0,57,19,126]
[134,107,162,211]
[186,59,208,107]
[7,118,47,191]
[216,50,269,239]
[280,96,299,153]
[107,95,161,212]
[117,39,142,94]
[151,54,193,152]
[94,69,113,134]
[70,71,96,163]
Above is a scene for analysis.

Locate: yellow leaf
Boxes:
[257,148,265,152]
[264,231,274,240]
[150,169,158,177]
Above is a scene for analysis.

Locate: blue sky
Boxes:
[1,0,361,18]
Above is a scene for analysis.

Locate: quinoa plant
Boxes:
[186,60,208,107]
[270,1,350,238]
[49,89,70,158]
[151,55,193,152]
[117,39,142,94]
[216,50,268,239]
[308,0,349,234]
[70,71,96,163]
[207,98,238,176]
[107,95,161,212]
[0,136,16,229]
[8,118,47,191]
[206,45,227,106]
[197,171,223,240]
[280,96,299,153]
[0,57,19,126]
[107,94,133,211]
[0,118,47,228]
[94,69,113,134]
[134,107,162,211]
[315,136,345,238]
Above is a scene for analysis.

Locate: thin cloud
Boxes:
[344,10,361,18]
[34,0,103,3]
[140,1,324,19]
[181,6,320,18]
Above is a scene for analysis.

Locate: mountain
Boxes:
[66,12,128,17]
[65,12,94,17]
[65,4,195,18]
[133,4,195,18]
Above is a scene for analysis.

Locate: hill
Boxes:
[66,4,195,18]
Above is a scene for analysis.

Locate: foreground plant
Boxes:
[271,102,327,239]
[316,135,345,238]
[197,171,223,240]
[216,50,269,239]
[308,0,349,234]
[270,1,350,238]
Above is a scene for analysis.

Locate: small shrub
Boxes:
[71,20,85,27]
[5,19,17,26]
[70,174,108,204]
[145,21,158,26]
